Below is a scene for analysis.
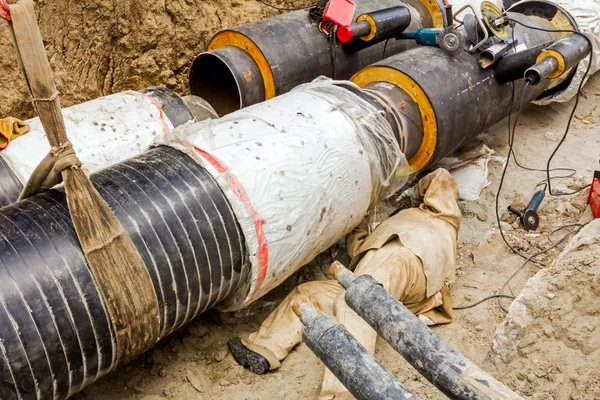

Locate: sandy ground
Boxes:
[3,1,598,398]
[71,70,600,400]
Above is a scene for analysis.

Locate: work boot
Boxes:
[228,338,271,375]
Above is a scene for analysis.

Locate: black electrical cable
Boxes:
[505,25,580,188]
[502,16,594,197]
[454,81,537,312]
[256,0,315,11]
[454,223,585,312]
[494,80,545,265]
[454,21,593,313]
[495,223,585,312]
[330,29,338,79]
[453,295,515,311]
[382,38,391,59]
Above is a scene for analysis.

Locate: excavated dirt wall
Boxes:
[0,0,310,119]
[491,219,600,399]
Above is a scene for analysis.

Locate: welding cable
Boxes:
[453,295,515,310]
[494,80,544,265]
[495,222,585,312]
[256,0,315,11]
[453,223,585,312]
[502,17,594,197]
[504,25,580,190]
[329,29,338,79]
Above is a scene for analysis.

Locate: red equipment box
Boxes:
[321,0,356,33]
[589,171,600,218]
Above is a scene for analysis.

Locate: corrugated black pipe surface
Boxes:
[0,146,248,400]
[0,156,22,208]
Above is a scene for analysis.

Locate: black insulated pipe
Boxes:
[351,9,573,173]
[493,41,553,84]
[189,0,443,116]
[189,47,265,117]
[0,146,249,399]
[330,264,522,400]
[535,33,591,80]
[293,300,419,400]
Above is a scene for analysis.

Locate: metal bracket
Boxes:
[453,4,489,52]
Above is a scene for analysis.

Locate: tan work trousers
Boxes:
[243,240,447,399]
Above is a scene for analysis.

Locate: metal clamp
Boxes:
[453,4,489,52]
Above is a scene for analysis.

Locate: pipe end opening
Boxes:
[189,52,243,116]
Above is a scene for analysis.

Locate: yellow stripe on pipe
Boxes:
[536,49,566,79]
[420,0,444,29]
[351,66,437,175]
[357,13,378,41]
[209,31,277,100]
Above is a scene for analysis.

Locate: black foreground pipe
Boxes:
[330,264,521,400]
[0,146,248,400]
[293,300,419,400]
[189,0,446,115]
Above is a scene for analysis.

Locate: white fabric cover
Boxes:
[2,91,175,184]
[157,79,408,309]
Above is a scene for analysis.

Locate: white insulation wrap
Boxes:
[1,91,174,185]
[532,0,600,105]
[158,79,408,309]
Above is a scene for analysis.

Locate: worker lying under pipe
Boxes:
[229,168,461,399]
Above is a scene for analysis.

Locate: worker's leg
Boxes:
[230,280,343,374]
[319,247,428,399]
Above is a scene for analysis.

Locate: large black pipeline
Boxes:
[293,300,419,400]
[188,0,448,115]
[0,146,248,399]
[351,3,580,174]
[330,265,521,400]
[0,87,197,208]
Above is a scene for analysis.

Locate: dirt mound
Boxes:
[0,0,310,119]
[491,219,600,400]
